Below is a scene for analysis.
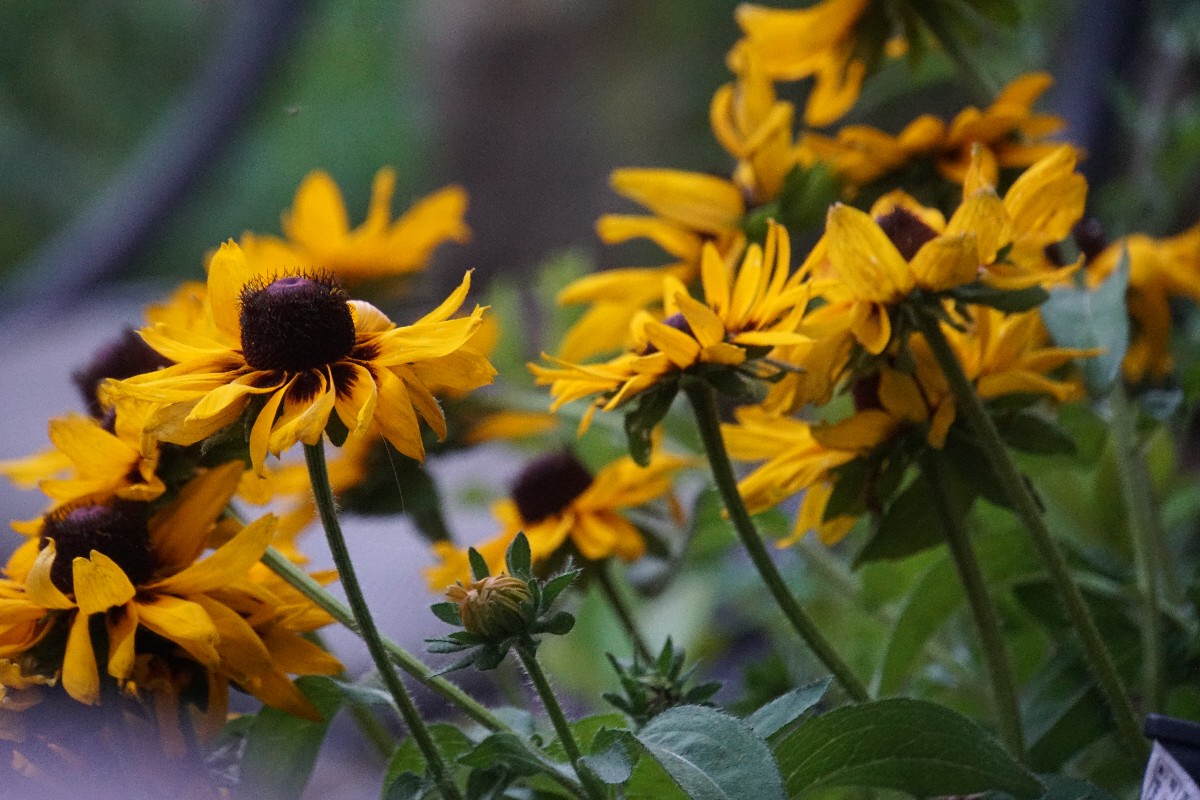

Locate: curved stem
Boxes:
[261,546,507,732]
[594,562,654,662]
[683,380,871,703]
[915,313,1146,760]
[920,452,1025,760]
[304,442,464,800]
[516,643,607,800]
[1109,387,1164,712]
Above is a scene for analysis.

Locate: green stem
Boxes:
[920,453,1025,760]
[683,380,871,703]
[304,442,464,800]
[307,630,393,758]
[516,643,608,800]
[910,1,999,101]
[594,562,654,663]
[915,313,1146,760]
[261,547,507,732]
[1109,387,1164,712]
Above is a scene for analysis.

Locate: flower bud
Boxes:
[447,575,532,640]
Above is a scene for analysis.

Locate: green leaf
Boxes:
[506,532,532,579]
[458,732,558,779]
[773,699,1043,798]
[541,570,579,607]
[633,705,786,800]
[952,280,1050,312]
[877,552,964,696]
[624,383,679,466]
[746,677,832,740]
[995,410,1078,456]
[777,163,842,234]
[237,676,345,800]
[385,723,473,786]
[430,601,462,627]
[380,771,427,800]
[1021,650,1111,772]
[581,729,636,785]
[854,473,960,566]
[1040,247,1130,396]
[468,547,490,581]
[1036,774,1119,800]
[823,458,872,520]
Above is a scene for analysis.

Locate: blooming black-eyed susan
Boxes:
[104,241,493,474]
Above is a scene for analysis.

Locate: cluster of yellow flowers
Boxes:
[0,170,495,771]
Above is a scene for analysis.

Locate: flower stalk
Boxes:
[920,451,1025,760]
[914,311,1147,760]
[304,441,464,800]
[516,642,608,800]
[260,546,509,732]
[683,379,871,703]
[595,562,654,663]
[1109,386,1165,712]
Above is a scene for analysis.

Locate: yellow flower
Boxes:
[561,169,748,361]
[534,221,809,423]
[424,451,687,589]
[711,49,802,204]
[722,407,859,545]
[238,167,470,284]
[7,462,338,718]
[799,73,1071,189]
[0,412,164,511]
[104,241,493,474]
[1088,223,1200,382]
[732,0,891,127]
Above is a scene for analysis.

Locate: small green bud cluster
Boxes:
[603,638,720,728]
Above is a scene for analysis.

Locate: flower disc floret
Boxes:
[40,502,154,595]
[238,274,356,372]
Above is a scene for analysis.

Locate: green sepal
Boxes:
[468,547,491,581]
[624,381,679,466]
[430,601,463,627]
[951,280,1050,313]
[506,532,532,579]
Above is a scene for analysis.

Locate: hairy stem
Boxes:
[305,442,463,800]
[916,313,1146,760]
[683,379,870,702]
[594,562,654,662]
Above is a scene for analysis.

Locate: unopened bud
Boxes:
[447,575,531,640]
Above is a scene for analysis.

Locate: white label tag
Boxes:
[1143,741,1200,800]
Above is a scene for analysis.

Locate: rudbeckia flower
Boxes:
[731,0,875,126]
[798,73,1071,189]
[104,241,493,474]
[238,167,470,284]
[1087,223,1200,383]
[723,407,860,545]
[7,462,338,718]
[424,450,687,589]
[534,221,810,425]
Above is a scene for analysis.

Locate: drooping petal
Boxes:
[149,460,244,576]
[136,595,220,669]
[106,603,138,680]
[62,611,100,705]
[25,541,75,610]
[155,514,276,596]
[72,551,137,615]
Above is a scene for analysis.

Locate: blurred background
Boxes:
[2,0,1200,796]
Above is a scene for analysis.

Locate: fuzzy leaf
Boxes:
[430,601,462,627]
[773,698,1042,798]
[633,705,785,800]
[746,677,832,740]
[506,532,532,579]
[468,547,490,581]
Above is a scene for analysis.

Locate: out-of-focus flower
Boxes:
[3,462,338,720]
[238,167,469,284]
[104,242,492,474]
[730,0,876,127]
[800,73,1072,189]
[425,450,687,589]
[1087,223,1200,383]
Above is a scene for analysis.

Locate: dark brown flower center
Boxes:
[40,501,154,595]
[511,452,594,523]
[851,372,883,412]
[876,207,939,261]
[72,328,172,418]
[1073,217,1107,262]
[239,274,357,372]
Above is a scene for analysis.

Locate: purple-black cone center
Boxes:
[41,501,154,595]
[876,207,939,261]
[511,452,595,523]
[239,274,357,372]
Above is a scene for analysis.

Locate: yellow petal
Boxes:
[106,603,138,680]
[136,595,220,668]
[643,321,701,368]
[155,514,276,596]
[207,241,256,342]
[62,611,100,705]
[908,233,979,292]
[374,368,425,461]
[25,541,75,610]
[610,169,745,235]
[673,291,726,350]
[72,551,137,615]
[149,460,244,576]
[333,363,379,439]
[826,204,911,301]
[249,384,290,475]
[415,271,472,325]
[282,170,350,248]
